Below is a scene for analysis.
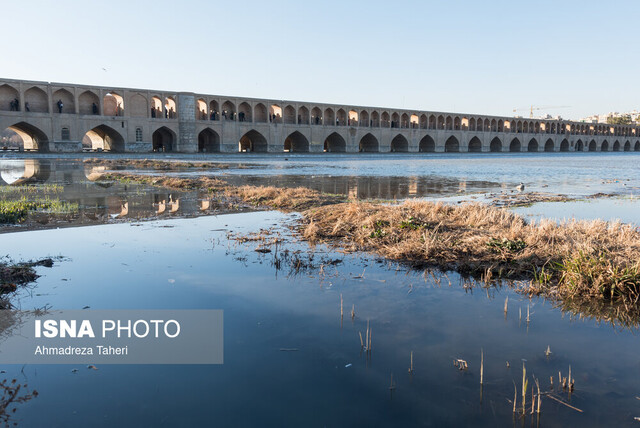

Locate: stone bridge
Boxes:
[1,78,639,154]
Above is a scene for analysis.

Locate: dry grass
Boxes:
[300,200,640,305]
[100,170,640,310]
[83,158,241,170]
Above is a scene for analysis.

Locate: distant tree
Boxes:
[607,115,632,125]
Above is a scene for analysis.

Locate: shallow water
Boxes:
[1,154,640,426]
[1,212,639,427]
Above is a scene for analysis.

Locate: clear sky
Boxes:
[4,0,639,120]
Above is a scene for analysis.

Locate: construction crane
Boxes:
[512,105,571,119]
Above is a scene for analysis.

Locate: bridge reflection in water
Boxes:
[0,159,489,227]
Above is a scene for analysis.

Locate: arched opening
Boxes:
[2,122,49,151]
[0,84,19,111]
[420,114,428,129]
[103,92,124,116]
[164,97,176,119]
[209,100,220,120]
[588,140,597,151]
[445,136,459,152]
[298,106,309,125]
[196,99,208,120]
[324,132,346,152]
[284,105,296,124]
[151,96,162,118]
[576,140,583,151]
[239,130,268,153]
[371,111,380,127]
[428,115,436,130]
[222,101,236,121]
[198,128,220,153]
[391,112,400,128]
[255,103,267,123]
[359,110,368,127]
[238,102,252,122]
[445,116,453,130]
[601,140,609,152]
[311,107,322,125]
[613,141,620,152]
[624,141,631,151]
[52,89,74,114]
[24,87,48,113]
[509,138,521,152]
[490,137,502,152]
[419,135,435,152]
[129,93,147,118]
[78,90,100,115]
[468,136,482,152]
[152,127,175,152]
[560,139,569,152]
[284,131,309,152]
[270,104,282,123]
[401,113,410,128]
[83,125,125,152]
[336,109,347,126]
[381,112,390,127]
[635,141,640,151]
[359,133,379,152]
[324,108,335,126]
[390,135,408,152]
[544,139,554,152]
[348,110,358,126]
[454,117,461,130]
[527,138,538,152]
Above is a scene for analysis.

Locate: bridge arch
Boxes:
[324,108,335,125]
[3,122,50,151]
[78,90,100,115]
[336,109,347,126]
[222,101,235,120]
[152,126,175,152]
[635,141,640,151]
[198,128,220,152]
[445,136,459,152]
[419,135,435,152]
[196,99,208,120]
[311,107,322,125]
[390,134,408,152]
[254,103,267,123]
[239,130,268,152]
[588,140,597,151]
[0,84,19,111]
[103,92,123,116]
[238,102,252,122]
[613,141,620,152]
[25,86,48,113]
[298,106,309,125]
[284,105,296,124]
[490,137,502,152]
[382,112,390,127]
[527,138,538,152]
[324,132,346,152]
[209,100,219,120]
[468,136,482,152]
[129,93,147,118]
[624,141,631,151]
[576,139,583,151]
[83,124,125,152]
[371,111,380,127]
[359,110,369,127]
[284,131,309,152]
[601,140,609,151]
[544,139,554,152]
[509,138,521,152]
[52,89,74,114]
[359,133,379,152]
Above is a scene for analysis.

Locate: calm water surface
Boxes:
[0,154,640,426]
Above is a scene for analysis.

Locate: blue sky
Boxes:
[4,0,638,119]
